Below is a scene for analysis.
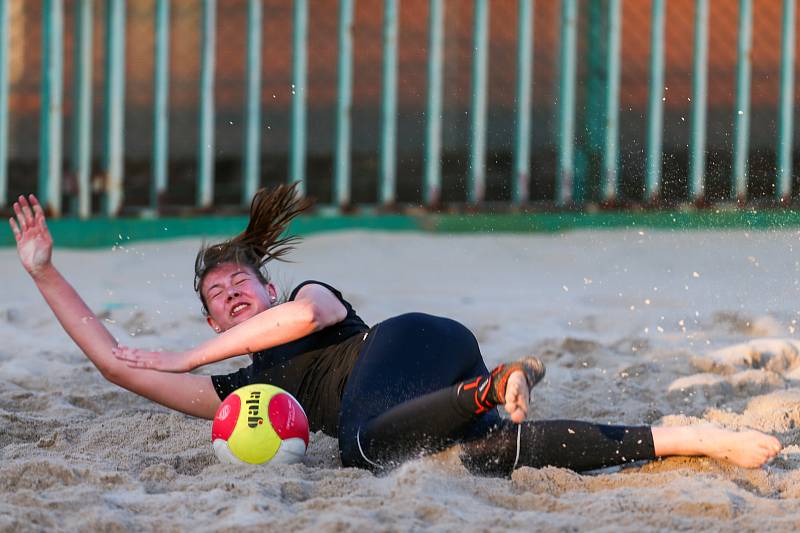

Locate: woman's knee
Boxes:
[369,312,485,380]
[377,313,479,352]
[379,312,460,334]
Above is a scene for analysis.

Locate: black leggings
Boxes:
[338,313,656,476]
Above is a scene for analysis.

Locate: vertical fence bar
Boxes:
[103,0,125,216]
[242,0,262,204]
[469,0,489,204]
[0,0,9,207]
[732,0,752,202]
[197,0,216,208]
[645,0,665,203]
[39,0,64,216]
[290,0,308,195]
[424,0,444,206]
[689,0,709,203]
[72,0,93,218]
[581,0,604,200]
[777,0,796,202]
[380,0,398,206]
[601,0,621,203]
[512,0,533,205]
[335,0,354,207]
[152,0,169,209]
[557,0,577,206]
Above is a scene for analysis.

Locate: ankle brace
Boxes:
[455,358,546,416]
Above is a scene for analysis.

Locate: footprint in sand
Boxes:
[680,339,800,381]
[666,340,800,450]
[669,339,800,390]
[669,338,800,398]
[710,312,785,338]
[704,338,800,378]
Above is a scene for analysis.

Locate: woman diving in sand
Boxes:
[8,187,783,475]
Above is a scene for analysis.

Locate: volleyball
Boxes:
[211,384,309,465]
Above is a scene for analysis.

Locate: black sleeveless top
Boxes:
[210,280,369,436]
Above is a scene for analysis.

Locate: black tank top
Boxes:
[210,280,369,436]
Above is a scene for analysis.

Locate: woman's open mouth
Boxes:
[230,303,250,317]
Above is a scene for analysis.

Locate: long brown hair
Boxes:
[194,183,313,312]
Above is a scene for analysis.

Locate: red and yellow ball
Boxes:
[212,384,309,465]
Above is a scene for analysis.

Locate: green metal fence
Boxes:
[0,0,797,217]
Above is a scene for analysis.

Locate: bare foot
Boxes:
[693,425,782,468]
[654,424,783,468]
[504,371,529,423]
[484,357,546,423]
[500,357,546,423]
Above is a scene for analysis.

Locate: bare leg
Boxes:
[506,368,782,469]
[651,425,781,468]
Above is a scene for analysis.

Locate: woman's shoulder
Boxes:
[288,280,345,302]
[289,280,367,327]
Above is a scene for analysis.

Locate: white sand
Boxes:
[2,229,800,530]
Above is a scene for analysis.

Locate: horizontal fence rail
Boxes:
[0,0,797,217]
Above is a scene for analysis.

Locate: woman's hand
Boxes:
[112,345,196,373]
[9,195,53,278]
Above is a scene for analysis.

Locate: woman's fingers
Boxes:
[18,195,35,227]
[112,346,163,370]
[112,346,136,358]
[114,349,149,368]
[10,195,47,238]
[12,200,27,231]
[112,346,139,363]
[9,217,21,241]
[29,195,47,228]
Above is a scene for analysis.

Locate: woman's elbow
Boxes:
[303,301,345,331]
[99,362,127,386]
[96,355,135,388]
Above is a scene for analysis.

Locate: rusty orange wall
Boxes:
[5,0,798,158]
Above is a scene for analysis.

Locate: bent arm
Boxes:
[31,264,220,417]
[186,282,348,367]
[11,194,219,418]
[32,264,118,373]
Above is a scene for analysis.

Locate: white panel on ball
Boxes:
[271,438,307,464]
[212,439,247,465]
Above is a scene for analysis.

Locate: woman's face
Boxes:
[201,262,276,333]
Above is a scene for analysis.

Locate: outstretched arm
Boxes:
[9,195,220,419]
[113,283,348,372]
